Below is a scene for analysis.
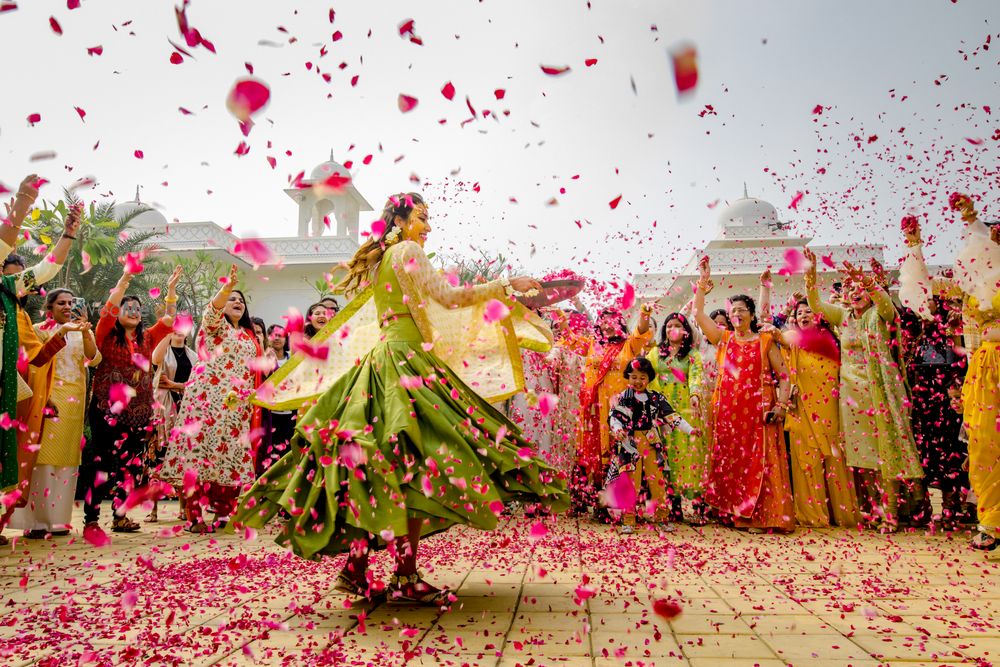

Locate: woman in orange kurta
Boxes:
[576,306,652,487]
[693,257,794,532]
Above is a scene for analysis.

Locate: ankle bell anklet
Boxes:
[389,570,422,586]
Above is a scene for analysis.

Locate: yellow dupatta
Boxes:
[254,245,553,411]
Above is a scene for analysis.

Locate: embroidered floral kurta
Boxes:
[808,287,923,480]
[161,304,258,488]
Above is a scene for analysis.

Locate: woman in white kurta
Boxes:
[12,289,100,536]
[161,266,261,532]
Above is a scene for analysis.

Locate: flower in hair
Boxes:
[384,226,402,245]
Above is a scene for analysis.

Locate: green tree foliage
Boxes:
[438,249,520,285]
[21,191,164,319]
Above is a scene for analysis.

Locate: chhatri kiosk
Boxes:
[114,156,371,324]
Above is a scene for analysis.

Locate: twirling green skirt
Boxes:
[234,338,570,560]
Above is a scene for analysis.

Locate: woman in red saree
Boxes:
[693,257,794,532]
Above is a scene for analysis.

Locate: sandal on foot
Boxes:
[145,511,158,523]
[334,572,386,601]
[111,517,141,533]
[185,522,212,534]
[387,571,451,606]
[971,531,998,551]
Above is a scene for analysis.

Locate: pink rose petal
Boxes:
[483,299,510,324]
[233,238,273,267]
[226,78,271,122]
[398,94,419,113]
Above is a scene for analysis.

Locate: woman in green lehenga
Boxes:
[234,193,569,605]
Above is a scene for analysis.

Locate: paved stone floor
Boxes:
[1,505,998,666]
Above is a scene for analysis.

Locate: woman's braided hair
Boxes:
[337,192,424,296]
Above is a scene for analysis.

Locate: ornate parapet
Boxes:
[147,221,359,265]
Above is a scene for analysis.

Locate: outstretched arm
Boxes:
[105,267,133,313]
[158,265,183,329]
[898,217,937,319]
[395,241,540,309]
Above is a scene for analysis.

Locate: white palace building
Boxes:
[635,188,889,316]
[113,156,369,324]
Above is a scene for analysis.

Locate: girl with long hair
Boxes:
[145,329,197,523]
[303,302,331,339]
[234,192,567,604]
[161,267,262,533]
[646,312,707,523]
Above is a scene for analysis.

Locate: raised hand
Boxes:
[802,248,818,287]
[167,265,184,291]
[759,268,772,286]
[17,174,40,202]
[698,255,711,283]
[64,202,84,238]
[510,275,541,294]
[901,215,921,246]
[841,260,867,287]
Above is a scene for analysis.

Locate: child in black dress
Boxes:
[607,357,696,534]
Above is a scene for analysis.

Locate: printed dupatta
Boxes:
[254,245,553,411]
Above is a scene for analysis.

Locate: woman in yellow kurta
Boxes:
[12,289,99,537]
[779,299,860,528]
[899,196,1000,551]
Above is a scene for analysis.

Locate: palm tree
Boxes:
[22,191,165,320]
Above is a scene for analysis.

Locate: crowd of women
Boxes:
[521,194,997,554]
[0,175,996,585]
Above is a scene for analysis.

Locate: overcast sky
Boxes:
[1,0,996,280]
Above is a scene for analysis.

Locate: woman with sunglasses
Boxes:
[84,263,182,534]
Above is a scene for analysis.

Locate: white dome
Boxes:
[717,197,778,229]
[112,200,168,231]
[310,159,350,182]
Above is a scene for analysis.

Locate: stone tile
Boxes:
[849,633,970,662]
[3,506,993,666]
[687,660,785,667]
[590,629,683,657]
[760,633,871,660]
[678,634,777,659]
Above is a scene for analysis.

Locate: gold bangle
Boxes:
[164,296,178,304]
